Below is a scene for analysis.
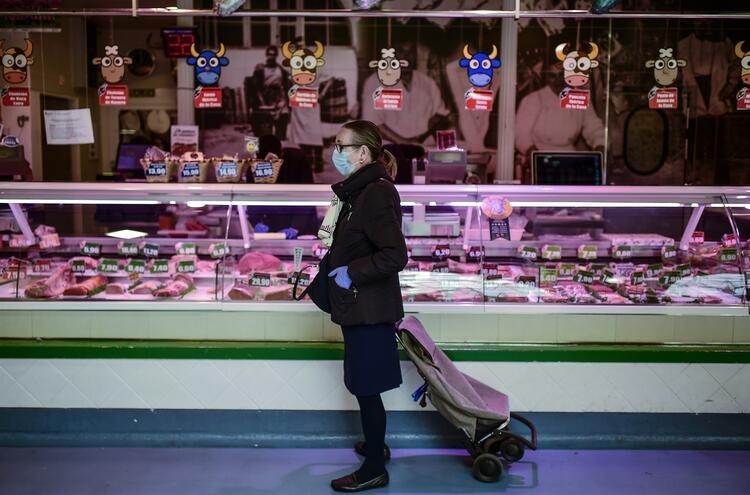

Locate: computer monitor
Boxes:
[531,151,604,185]
[115,143,151,174]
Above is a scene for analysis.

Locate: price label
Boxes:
[482,263,499,277]
[466,245,484,262]
[176,243,197,255]
[297,273,311,287]
[601,269,616,283]
[118,242,138,256]
[9,235,34,248]
[180,162,201,179]
[71,260,87,273]
[659,271,680,286]
[253,161,274,179]
[177,260,196,273]
[150,259,169,273]
[142,243,160,258]
[250,272,271,287]
[541,245,562,260]
[518,246,538,261]
[80,242,101,257]
[216,161,238,178]
[557,264,576,278]
[577,245,597,260]
[646,263,663,278]
[691,231,705,244]
[293,247,304,271]
[719,248,738,263]
[146,162,168,177]
[431,261,450,273]
[432,244,451,260]
[613,245,632,259]
[573,270,595,285]
[210,243,229,259]
[516,275,537,288]
[97,259,119,273]
[722,233,738,247]
[539,267,558,285]
[488,218,511,241]
[39,233,60,249]
[125,260,146,274]
[313,245,328,259]
[677,264,692,278]
[661,245,677,261]
[588,263,607,276]
[631,271,645,285]
[32,259,52,273]
[404,262,420,273]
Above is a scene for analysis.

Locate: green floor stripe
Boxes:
[1,339,749,363]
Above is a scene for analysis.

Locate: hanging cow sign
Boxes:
[187,43,229,109]
[460,44,501,111]
[645,48,686,110]
[92,45,131,106]
[735,41,750,111]
[282,41,325,109]
[370,48,407,111]
[0,39,33,107]
[555,42,599,110]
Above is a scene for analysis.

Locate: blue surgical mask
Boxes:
[332,149,356,176]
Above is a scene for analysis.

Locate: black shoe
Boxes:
[353,441,391,462]
[331,471,389,492]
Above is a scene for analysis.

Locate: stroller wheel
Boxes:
[480,434,504,455]
[500,438,525,463]
[472,453,504,483]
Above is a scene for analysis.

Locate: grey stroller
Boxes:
[397,316,538,483]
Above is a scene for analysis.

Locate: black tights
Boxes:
[356,393,387,479]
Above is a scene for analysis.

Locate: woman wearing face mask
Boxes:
[323,120,408,492]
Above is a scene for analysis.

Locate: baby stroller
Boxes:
[397,316,538,482]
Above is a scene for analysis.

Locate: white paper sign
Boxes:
[170,125,199,155]
[43,109,95,145]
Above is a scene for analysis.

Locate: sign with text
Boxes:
[488,218,510,241]
[289,86,319,108]
[559,88,590,110]
[373,87,403,110]
[194,86,222,108]
[1,86,29,107]
[464,88,495,111]
[737,88,750,111]
[648,86,678,109]
[98,84,129,106]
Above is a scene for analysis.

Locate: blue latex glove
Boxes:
[254,222,270,233]
[279,227,299,240]
[328,266,352,289]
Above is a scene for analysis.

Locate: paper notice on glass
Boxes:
[43,109,94,145]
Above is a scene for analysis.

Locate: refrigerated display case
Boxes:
[0,183,748,316]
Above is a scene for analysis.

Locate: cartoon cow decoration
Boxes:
[555,42,600,88]
[459,45,501,88]
[645,48,687,87]
[282,41,325,86]
[736,41,750,86]
[187,44,229,87]
[1,39,34,85]
[92,45,132,85]
[369,48,408,87]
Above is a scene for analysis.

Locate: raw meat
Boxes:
[448,259,480,274]
[63,275,108,296]
[106,283,126,295]
[131,280,162,295]
[237,252,282,274]
[228,283,255,300]
[24,267,75,298]
[228,283,292,301]
[154,274,194,298]
[196,260,219,273]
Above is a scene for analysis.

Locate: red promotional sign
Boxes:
[464,88,495,111]
[98,84,129,106]
[559,87,590,110]
[648,87,678,109]
[194,86,223,109]
[737,88,750,111]
[289,86,319,109]
[372,87,403,110]
[1,86,30,107]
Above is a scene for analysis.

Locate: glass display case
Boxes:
[0,183,748,315]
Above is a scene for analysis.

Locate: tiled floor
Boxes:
[1,447,749,494]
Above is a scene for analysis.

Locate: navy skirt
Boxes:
[341,322,403,397]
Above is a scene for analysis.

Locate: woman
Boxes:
[325,120,408,492]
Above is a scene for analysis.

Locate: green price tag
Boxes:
[210,243,229,259]
[646,263,663,278]
[601,269,616,283]
[539,267,558,285]
[516,275,537,288]
[677,264,692,278]
[177,260,196,273]
[125,260,146,274]
[659,271,680,286]
[577,245,597,260]
[141,243,160,258]
[71,260,87,273]
[718,248,738,263]
[80,242,101,257]
[613,245,632,259]
[574,270,595,284]
[250,272,271,287]
[118,242,138,256]
[176,243,197,255]
[541,245,561,260]
[557,264,576,278]
[97,259,119,273]
[661,245,677,261]
[518,246,538,261]
[588,263,607,276]
[150,259,169,273]
[631,271,645,284]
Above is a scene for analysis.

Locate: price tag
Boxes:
[557,263,576,278]
[150,259,169,274]
[250,272,271,287]
[661,245,677,262]
[431,261,450,273]
[577,245,597,260]
[141,243,160,258]
[631,271,645,285]
[588,263,607,276]
[39,233,60,249]
[432,244,451,260]
[176,243,197,255]
[125,259,146,274]
[210,243,229,259]
[516,275,537,288]
[180,162,201,179]
[97,259,119,273]
[32,259,52,273]
[488,218,511,241]
[601,269,616,283]
[118,242,138,256]
[646,263,663,278]
[691,231,705,244]
[677,264,692,278]
[403,262,420,273]
[541,245,561,260]
[719,248,738,263]
[613,245,632,259]
[297,273,311,287]
[146,161,168,178]
[9,235,34,248]
[722,233,737,247]
[539,267,558,285]
[466,245,484,262]
[253,161,274,179]
[293,247,304,271]
[80,242,101,257]
[573,270,595,285]
[313,245,328,259]
[659,271,680,286]
[71,260,87,273]
[482,263,499,277]
[177,260,196,273]
[216,161,238,179]
[518,245,538,261]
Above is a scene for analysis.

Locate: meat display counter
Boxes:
[0,182,748,316]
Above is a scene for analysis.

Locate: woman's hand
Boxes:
[328,266,352,289]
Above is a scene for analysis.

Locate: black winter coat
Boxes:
[327,162,408,326]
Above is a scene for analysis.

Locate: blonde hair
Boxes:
[342,120,397,179]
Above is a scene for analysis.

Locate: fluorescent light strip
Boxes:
[710,203,750,208]
[509,201,685,208]
[4,199,160,205]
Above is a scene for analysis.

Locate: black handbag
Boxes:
[292,252,331,313]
